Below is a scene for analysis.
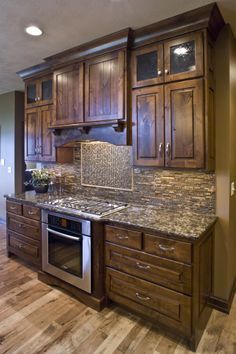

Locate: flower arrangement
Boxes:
[31,169,51,193]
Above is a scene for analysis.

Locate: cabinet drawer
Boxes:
[143,233,192,264]
[8,233,39,259]
[106,268,191,335]
[105,243,192,295]
[7,201,22,216]
[105,225,142,250]
[7,214,40,240]
[23,204,41,221]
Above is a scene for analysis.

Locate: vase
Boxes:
[34,184,49,194]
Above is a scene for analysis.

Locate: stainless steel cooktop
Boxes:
[43,196,128,218]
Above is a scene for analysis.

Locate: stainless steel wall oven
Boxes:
[42,210,92,293]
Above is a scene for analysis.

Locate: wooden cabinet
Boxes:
[25,75,53,109]
[53,63,84,126]
[105,223,215,350]
[85,51,126,122]
[165,79,204,168]
[6,202,41,268]
[25,106,55,162]
[132,32,203,88]
[132,85,164,166]
[133,79,204,168]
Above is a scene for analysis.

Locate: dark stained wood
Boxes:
[105,225,142,250]
[143,233,192,264]
[164,32,204,82]
[165,78,204,168]
[7,213,40,241]
[105,242,192,294]
[91,221,105,299]
[53,63,84,126]
[131,43,163,88]
[24,108,38,161]
[23,204,41,221]
[56,147,74,164]
[6,201,22,216]
[106,267,191,336]
[132,85,164,166]
[208,278,236,314]
[85,50,126,122]
[38,105,56,162]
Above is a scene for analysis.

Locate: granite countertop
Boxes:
[5,191,217,241]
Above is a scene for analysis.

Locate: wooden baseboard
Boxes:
[208,278,236,314]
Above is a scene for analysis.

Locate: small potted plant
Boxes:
[31,169,51,193]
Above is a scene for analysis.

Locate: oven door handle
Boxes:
[46,228,81,242]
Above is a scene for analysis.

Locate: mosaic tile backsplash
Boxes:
[81,142,133,191]
[46,142,215,215]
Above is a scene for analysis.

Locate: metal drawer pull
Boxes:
[18,223,24,228]
[166,143,171,156]
[158,142,163,155]
[10,206,17,210]
[28,211,37,215]
[165,69,169,74]
[46,228,81,242]
[116,234,129,240]
[158,244,175,252]
[135,293,151,301]
[136,262,150,270]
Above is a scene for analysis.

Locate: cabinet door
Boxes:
[25,80,39,109]
[164,32,203,82]
[39,76,53,106]
[85,51,125,122]
[131,44,163,88]
[53,63,84,126]
[165,79,204,168]
[25,109,39,161]
[132,86,164,166]
[38,105,56,162]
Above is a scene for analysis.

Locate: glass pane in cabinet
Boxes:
[42,79,52,101]
[27,84,37,104]
[170,40,195,75]
[137,51,157,81]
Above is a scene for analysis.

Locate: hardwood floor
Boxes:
[0,223,235,354]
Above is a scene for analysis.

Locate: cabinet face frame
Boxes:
[131,43,164,88]
[132,85,164,166]
[85,50,125,122]
[53,63,84,126]
[24,108,39,161]
[164,32,204,82]
[165,78,204,168]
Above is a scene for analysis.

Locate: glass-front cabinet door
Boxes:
[164,32,203,82]
[39,76,53,105]
[131,44,164,88]
[25,75,53,108]
[25,80,38,108]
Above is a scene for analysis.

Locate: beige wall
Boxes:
[215,25,236,299]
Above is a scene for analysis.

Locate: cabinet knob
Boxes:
[166,143,171,156]
[165,69,169,74]
[34,98,37,102]
[38,96,41,101]
[158,70,162,76]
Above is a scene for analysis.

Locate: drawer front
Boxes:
[7,201,22,216]
[144,233,192,264]
[23,204,41,221]
[105,243,192,295]
[8,231,40,260]
[7,215,40,240]
[105,225,142,250]
[106,268,191,335]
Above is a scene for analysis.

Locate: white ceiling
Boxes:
[0,0,236,94]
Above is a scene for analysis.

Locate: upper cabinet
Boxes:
[25,75,53,109]
[85,51,126,122]
[132,32,203,88]
[53,63,84,126]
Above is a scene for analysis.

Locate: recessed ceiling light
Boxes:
[25,25,43,36]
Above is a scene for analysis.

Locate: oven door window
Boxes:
[48,231,82,278]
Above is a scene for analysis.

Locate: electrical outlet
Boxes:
[231,181,235,197]
[7,166,12,174]
[0,158,4,166]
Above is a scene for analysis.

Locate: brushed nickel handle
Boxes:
[166,143,171,156]
[158,142,163,155]
[165,69,169,74]
[135,292,151,301]
[158,244,175,252]
[136,262,150,270]
[28,211,36,215]
[116,234,129,240]
[34,98,37,102]
[38,96,41,101]
[158,70,162,76]
[10,206,17,210]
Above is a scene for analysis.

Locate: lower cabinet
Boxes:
[6,201,41,268]
[105,224,214,350]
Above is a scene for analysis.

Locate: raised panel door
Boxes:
[131,44,164,88]
[38,105,56,162]
[164,32,203,82]
[25,108,39,161]
[85,51,125,122]
[165,79,204,168]
[53,63,84,126]
[132,86,164,166]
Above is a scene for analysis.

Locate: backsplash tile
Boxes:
[46,143,215,215]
